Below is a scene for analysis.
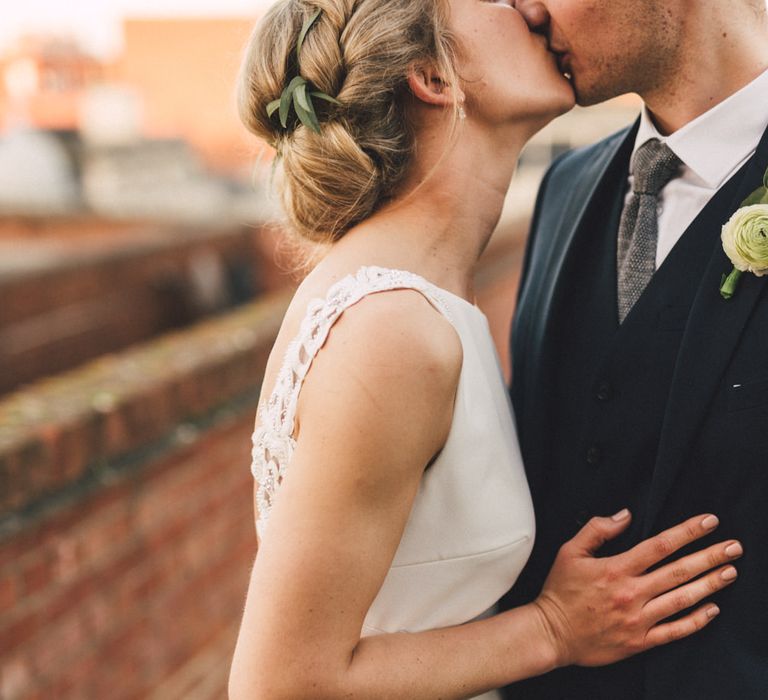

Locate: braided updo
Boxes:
[238,0,459,243]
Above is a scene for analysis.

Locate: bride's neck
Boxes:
[334,118,528,299]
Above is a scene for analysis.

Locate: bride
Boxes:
[228,1,742,698]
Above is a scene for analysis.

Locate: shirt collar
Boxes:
[632,67,768,189]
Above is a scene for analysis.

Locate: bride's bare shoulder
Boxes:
[326,285,462,370]
[292,285,463,455]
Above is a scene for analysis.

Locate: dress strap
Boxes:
[261,265,454,439]
[252,265,457,534]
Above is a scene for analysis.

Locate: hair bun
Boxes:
[281,120,381,242]
[238,0,458,243]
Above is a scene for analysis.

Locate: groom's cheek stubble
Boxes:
[526,0,682,106]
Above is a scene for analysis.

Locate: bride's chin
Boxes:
[548,81,577,115]
[558,90,577,114]
[538,84,577,119]
[521,93,575,136]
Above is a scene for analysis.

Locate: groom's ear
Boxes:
[407,62,464,108]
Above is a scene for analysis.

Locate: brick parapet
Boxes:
[0,290,291,535]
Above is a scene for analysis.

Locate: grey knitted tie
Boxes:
[617,138,682,323]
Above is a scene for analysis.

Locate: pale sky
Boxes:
[3,1,767,58]
[1,0,273,57]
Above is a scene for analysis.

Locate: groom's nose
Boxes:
[514,0,551,32]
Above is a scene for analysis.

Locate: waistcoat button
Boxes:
[596,380,613,402]
[586,445,603,465]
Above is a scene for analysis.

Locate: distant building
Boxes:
[0,128,81,213]
[0,35,104,131]
[118,17,262,175]
[0,19,264,175]
[0,24,268,220]
[82,137,231,221]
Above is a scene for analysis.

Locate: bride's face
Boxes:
[449,0,575,126]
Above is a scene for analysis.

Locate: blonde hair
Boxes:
[238,0,459,243]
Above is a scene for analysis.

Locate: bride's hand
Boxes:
[532,510,742,668]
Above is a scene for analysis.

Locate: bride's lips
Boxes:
[535,34,564,70]
[533,33,551,52]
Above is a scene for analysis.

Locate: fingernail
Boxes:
[612,508,630,521]
[701,515,719,530]
[721,566,738,581]
[725,542,743,558]
[707,605,720,619]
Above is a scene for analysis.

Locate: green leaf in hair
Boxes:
[266,99,281,118]
[310,91,342,106]
[293,92,321,134]
[265,9,342,134]
[295,82,311,112]
[279,76,306,128]
[297,8,322,61]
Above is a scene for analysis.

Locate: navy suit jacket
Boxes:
[505,119,768,698]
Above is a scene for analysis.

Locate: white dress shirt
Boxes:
[626,68,768,268]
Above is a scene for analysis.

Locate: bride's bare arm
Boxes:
[229,292,740,700]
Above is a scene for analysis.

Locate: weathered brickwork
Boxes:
[0,222,273,395]
[0,292,290,699]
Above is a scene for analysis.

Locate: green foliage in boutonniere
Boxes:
[720,166,768,300]
[266,8,342,135]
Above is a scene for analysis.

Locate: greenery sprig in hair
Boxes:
[266,8,342,134]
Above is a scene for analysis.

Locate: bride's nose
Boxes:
[514,0,551,31]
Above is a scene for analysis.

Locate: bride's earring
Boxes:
[458,103,467,121]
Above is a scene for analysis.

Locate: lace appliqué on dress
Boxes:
[250,266,452,535]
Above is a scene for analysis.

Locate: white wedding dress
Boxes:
[251,266,535,700]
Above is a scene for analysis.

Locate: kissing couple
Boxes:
[229,1,768,698]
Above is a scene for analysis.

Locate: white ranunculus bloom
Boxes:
[721,204,768,276]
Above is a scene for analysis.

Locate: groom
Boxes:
[504,0,768,698]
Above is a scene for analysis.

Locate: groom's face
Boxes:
[513,0,681,105]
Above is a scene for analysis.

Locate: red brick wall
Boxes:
[0,292,290,699]
[1,417,255,699]
[0,222,277,396]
